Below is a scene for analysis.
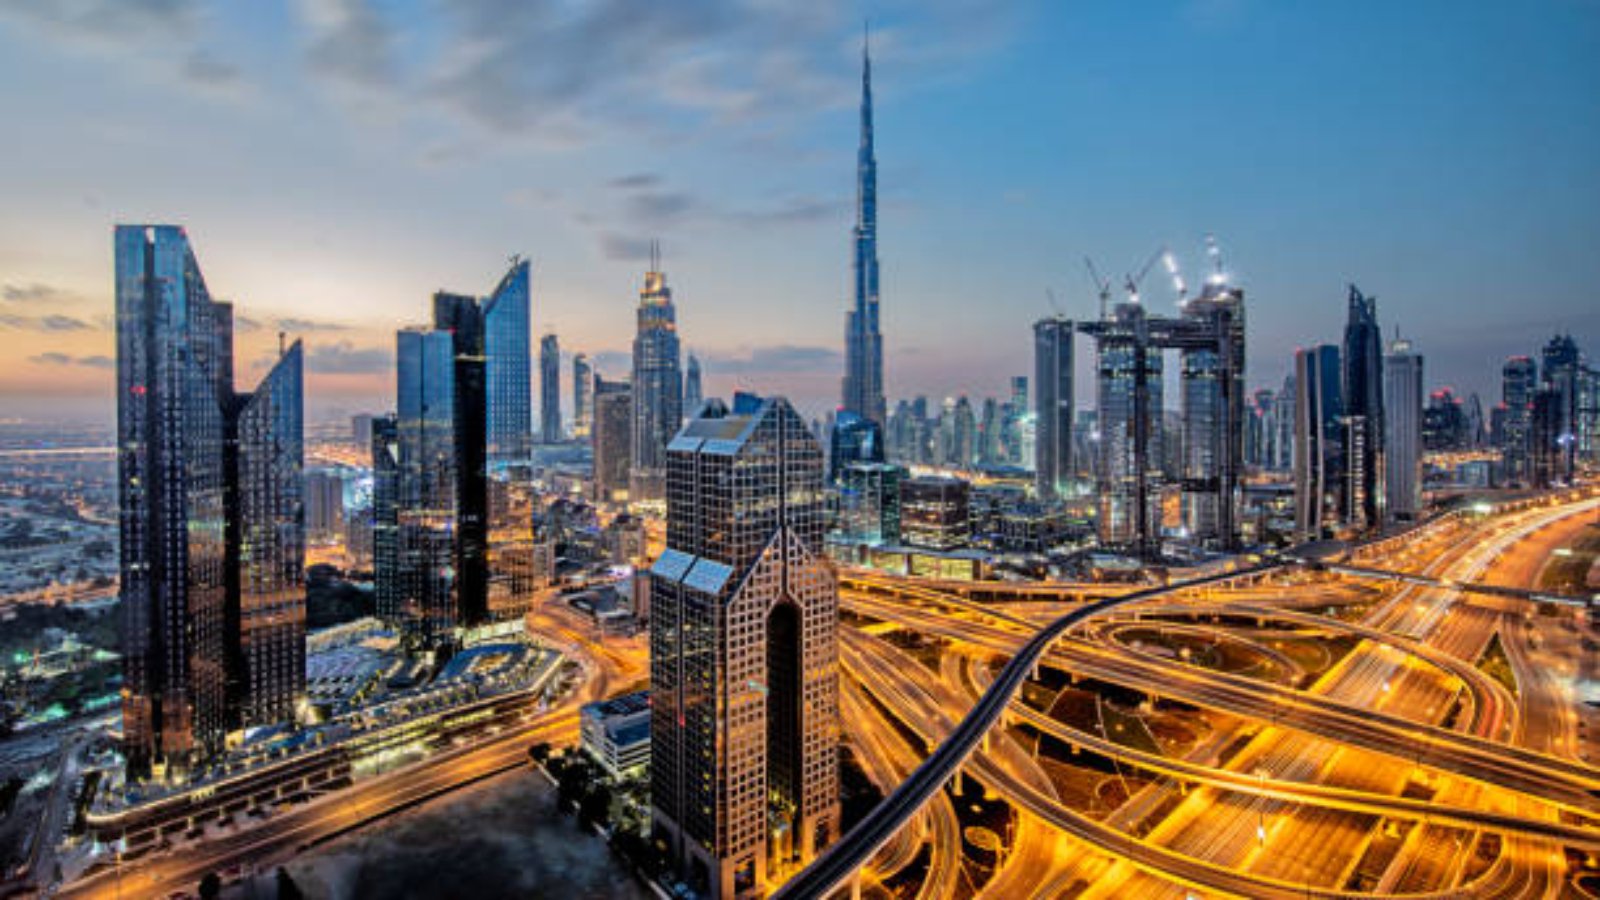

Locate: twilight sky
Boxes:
[1,0,1597,426]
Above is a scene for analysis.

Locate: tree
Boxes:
[529,742,552,764]
[579,786,613,829]
[198,872,222,900]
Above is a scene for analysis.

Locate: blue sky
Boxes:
[0,0,1596,424]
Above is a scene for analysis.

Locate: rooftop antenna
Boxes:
[278,331,286,356]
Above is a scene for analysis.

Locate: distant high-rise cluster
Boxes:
[1495,334,1597,487]
[649,394,840,898]
[115,225,305,780]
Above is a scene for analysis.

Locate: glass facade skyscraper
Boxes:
[540,332,561,443]
[572,353,593,438]
[1382,337,1423,521]
[116,225,305,779]
[484,258,532,461]
[395,327,461,644]
[1295,344,1343,539]
[631,255,683,501]
[650,394,839,898]
[1033,317,1074,500]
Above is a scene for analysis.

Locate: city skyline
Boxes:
[2,3,1597,424]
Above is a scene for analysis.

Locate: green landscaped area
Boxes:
[1537,523,1600,594]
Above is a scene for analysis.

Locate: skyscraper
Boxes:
[631,245,683,501]
[650,394,839,898]
[1082,301,1164,553]
[828,410,883,481]
[1501,356,1537,483]
[1540,333,1582,480]
[230,341,306,729]
[431,293,491,634]
[1294,345,1343,539]
[572,353,593,438]
[685,352,703,413]
[593,375,633,503]
[1341,286,1384,531]
[484,258,532,462]
[1033,317,1073,500]
[395,327,463,644]
[540,332,561,444]
[1177,282,1245,548]
[1382,336,1423,522]
[116,225,304,779]
[371,414,401,624]
[842,35,886,428]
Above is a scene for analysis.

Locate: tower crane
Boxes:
[1122,246,1166,305]
[1083,257,1112,320]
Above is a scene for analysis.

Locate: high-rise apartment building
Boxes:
[1501,356,1538,484]
[540,332,561,443]
[631,247,683,501]
[1541,333,1582,480]
[593,375,633,503]
[116,225,304,779]
[842,38,886,428]
[1082,301,1164,553]
[1382,337,1423,522]
[1032,317,1073,500]
[649,394,839,898]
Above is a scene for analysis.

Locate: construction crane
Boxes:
[1205,233,1226,286]
[1122,246,1166,305]
[1083,257,1112,320]
[1163,248,1188,304]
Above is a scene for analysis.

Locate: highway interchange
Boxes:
[45,491,1600,899]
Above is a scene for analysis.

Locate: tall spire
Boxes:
[843,24,885,427]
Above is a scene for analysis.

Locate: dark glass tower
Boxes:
[685,352,703,414]
[828,410,883,481]
[371,414,402,624]
[649,394,839,899]
[630,249,683,501]
[1295,345,1343,539]
[116,225,304,779]
[540,332,561,443]
[395,326,465,645]
[842,35,886,428]
[229,341,306,729]
[1341,285,1384,531]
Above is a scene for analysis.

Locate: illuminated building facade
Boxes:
[650,394,839,899]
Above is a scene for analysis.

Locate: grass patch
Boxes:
[1477,634,1518,697]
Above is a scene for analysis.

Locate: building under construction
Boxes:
[1074,244,1246,556]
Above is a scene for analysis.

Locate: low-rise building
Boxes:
[580,690,651,779]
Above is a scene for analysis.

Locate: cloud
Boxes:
[275,317,350,333]
[28,351,113,369]
[706,344,842,374]
[2,282,75,303]
[596,232,655,262]
[588,350,631,376]
[1,313,95,332]
[302,340,391,375]
[41,315,93,332]
[0,0,244,93]
[292,0,397,90]
[234,315,262,333]
[285,1,1019,149]
[608,173,663,190]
